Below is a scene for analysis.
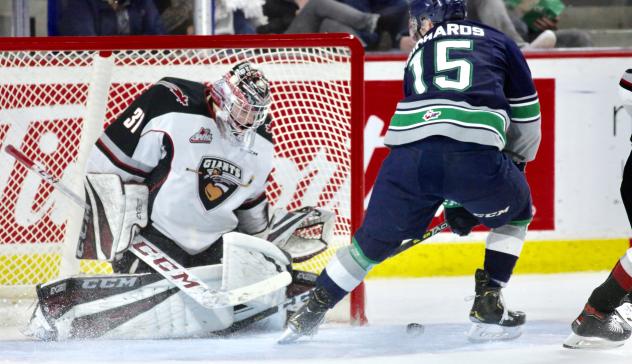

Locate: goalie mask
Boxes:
[210,62,272,149]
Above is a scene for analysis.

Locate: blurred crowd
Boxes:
[52,0,592,52]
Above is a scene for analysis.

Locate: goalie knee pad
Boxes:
[77,174,148,261]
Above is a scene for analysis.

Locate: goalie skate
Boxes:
[467,269,525,342]
[563,303,632,349]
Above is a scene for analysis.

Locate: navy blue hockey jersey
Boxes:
[385,20,541,162]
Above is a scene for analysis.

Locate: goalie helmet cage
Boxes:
[0,33,367,325]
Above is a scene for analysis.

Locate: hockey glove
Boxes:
[444,205,479,237]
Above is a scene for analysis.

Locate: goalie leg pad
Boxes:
[77,174,148,261]
[222,232,291,308]
[25,266,235,340]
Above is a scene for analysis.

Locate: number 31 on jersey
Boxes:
[123,108,145,133]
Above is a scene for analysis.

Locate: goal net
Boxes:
[0,34,365,323]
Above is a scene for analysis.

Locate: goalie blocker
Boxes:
[77,173,149,261]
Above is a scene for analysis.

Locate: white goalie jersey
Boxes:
[85,77,273,255]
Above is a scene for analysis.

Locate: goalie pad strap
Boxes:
[77,174,148,261]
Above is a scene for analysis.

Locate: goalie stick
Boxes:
[4,144,291,309]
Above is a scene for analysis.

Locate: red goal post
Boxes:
[0,34,366,324]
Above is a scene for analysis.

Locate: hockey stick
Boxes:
[4,144,291,309]
[389,221,450,258]
[5,145,90,211]
[214,271,317,335]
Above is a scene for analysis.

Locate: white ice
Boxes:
[2,272,632,364]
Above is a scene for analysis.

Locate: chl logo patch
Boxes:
[197,157,243,210]
[423,109,441,121]
[189,127,213,144]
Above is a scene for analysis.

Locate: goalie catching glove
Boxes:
[261,207,335,263]
[76,174,148,261]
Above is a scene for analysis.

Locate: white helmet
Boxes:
[619,69,632,117]
[211,62,272,147]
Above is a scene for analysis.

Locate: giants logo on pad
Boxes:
[196,157,243,210]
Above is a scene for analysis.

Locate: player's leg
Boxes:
[445,148,532,341]
[620,150,632,229]
[280,142,442,343]
[563,249,632,349]
[563,151,632,348]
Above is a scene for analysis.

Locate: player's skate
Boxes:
[277,286,330,344]
[563,303,632,349]
[467,269,526,342]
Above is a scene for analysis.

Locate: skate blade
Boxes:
[616,302,632,327]
[277,327,301,344]
[563,333,626,349]
[467,323,522,342]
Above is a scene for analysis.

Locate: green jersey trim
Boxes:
[510,99,541,121]
[509,218,532,227]
[390,104,507,144]
[350,237,378,270]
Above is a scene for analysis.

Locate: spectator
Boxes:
[505,0,592,48]
[468,0,558,49]
[214,0,268,35]
[468,0,530,47]
[158,0,265,35]
[259,0,392,49]
[397,0,557,53]
[339,0,409,50]
[257,0,297,34]
[157,0,194,34]
[57,0,165,36]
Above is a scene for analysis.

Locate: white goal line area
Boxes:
[0,63,352,85]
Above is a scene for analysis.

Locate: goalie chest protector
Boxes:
[91,77,274,255]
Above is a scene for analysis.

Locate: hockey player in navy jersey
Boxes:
[24,62,334,340]
[563,70,632,349]
[279,0,541,344]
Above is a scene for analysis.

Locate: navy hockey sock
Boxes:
[315,271,349,308]
[483,249,518,287]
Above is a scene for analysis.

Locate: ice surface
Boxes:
[2,272,632,364]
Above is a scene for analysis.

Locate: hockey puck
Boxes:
[406,322,424,336]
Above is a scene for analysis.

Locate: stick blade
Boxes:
[563,332,626,349]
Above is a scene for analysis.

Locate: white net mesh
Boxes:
[0,40,360,302]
